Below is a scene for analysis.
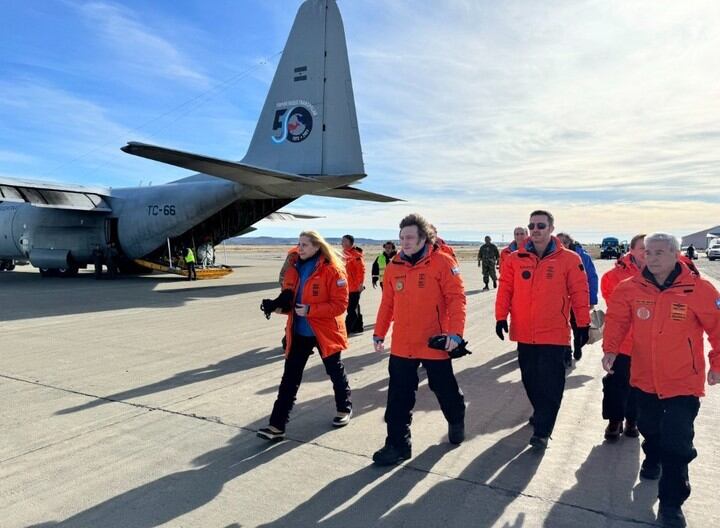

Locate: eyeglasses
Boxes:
[527,222,548,230]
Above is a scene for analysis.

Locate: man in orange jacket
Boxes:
[603,233,720,527]
[495,210,590,449]
[599,233,645,441]
[372,213,467,465]
[499,226,528,274]
[342,234,366,334]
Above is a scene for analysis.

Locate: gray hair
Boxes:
[644,232,680,253]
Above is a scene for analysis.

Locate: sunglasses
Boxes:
[527,222,548,230]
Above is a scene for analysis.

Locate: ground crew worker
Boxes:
[342,234,365,334]
[499,226,528,274]
[603,233,720,528]
[372,213,467,465]
[557,233,599,365]
[258,231,352,441]
[685,243,696,260]
[184,246,197,281]
[92,244,104,280]
[495,210,590,449]
[599,233,645,441]
[371,241,397,289]
[477,236,500,290]
[105,242,118,279]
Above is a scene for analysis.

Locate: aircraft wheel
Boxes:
[57,266,79,278]
[0,262,6,271]
[39,267,57,277]
[6,263,15,271]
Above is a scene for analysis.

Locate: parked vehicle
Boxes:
[707,243,720,261]
[600,237,621,259]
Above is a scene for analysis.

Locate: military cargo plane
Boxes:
[0,0,397,277]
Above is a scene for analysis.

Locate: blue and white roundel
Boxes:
[272,106,313,144]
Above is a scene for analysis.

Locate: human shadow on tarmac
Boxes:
[29,387,395,528]
[56,347,285,415]
[542,441,657,527]
[0,276,278,322]
[259,426,544,528]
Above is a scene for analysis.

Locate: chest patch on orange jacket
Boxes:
[670,303,688,321]
[396,279,404,291]
[636,306,652,320]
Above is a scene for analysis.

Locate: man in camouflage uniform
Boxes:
[477,235,500,290]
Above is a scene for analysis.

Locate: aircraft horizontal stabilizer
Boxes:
[121,142,360,190]
[311,186,401,203]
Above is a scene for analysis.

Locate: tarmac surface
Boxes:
[1,250,719,528]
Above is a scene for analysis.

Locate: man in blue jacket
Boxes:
[557,233,598,366]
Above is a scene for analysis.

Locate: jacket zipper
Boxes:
[688,338,698,374]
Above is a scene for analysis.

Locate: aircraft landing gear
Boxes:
[39,266,79,278]
[0,259,15,271]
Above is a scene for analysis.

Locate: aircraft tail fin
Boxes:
[242,0,364,178]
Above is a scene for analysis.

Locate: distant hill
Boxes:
[226,236,484,246]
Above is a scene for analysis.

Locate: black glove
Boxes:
[260,289,294,319]
[495,320,508,340]
[576,326,590,347]
[428,335,472,359]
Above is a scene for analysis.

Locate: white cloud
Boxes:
[76,2,210,87]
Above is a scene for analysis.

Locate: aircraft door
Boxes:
[0,205,21,257]
[105,218,120,248]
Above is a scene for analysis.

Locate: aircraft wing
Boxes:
[266,211,322,221]
[121,142,361,190]
[0,176,112,212]
[310,185,401,203]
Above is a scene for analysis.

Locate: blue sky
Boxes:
[2,0,720,243]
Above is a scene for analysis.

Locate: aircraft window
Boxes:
[20,188,48,204]
[0,186,24,202]
[38,189,95,208]
[87,194,104,207]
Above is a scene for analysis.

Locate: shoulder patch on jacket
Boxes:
[336,278,347,287]
[715,298,720,310]
[451,266,461,275]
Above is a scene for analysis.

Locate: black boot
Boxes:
[657,504,686,527]
[372,441,411,466]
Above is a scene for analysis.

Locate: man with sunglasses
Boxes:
[495,210,591,449]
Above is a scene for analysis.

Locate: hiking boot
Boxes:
[448,422,465,445]
[528,415,535,426]
[624,419,639,438]
[482,285,489,291]
[332,410,352,427]
[604,420,623,441]
[639,458,661,480]
[257,426,285,441]
[573,348,582,361]
[657,504,686,527]
[529,435,549,450]
[493,281,497,289]
[372,442,411,466]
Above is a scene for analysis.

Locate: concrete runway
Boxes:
[1,251,719,527]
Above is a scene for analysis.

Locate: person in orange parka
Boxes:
[495,210,590,450]
[278,246,300,286]
[371,213,467,465]
[602,233,720,527]
[342,234,366,334]
[598,233,646,441]
[499,226,528,275]
[257,230,351,441]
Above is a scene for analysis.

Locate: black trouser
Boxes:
[187,262,197,280]
[345,291,363,333]
[517,343,566,437]
[601,354,638,422]
[269,334,351,430]
[636,390,699,506]
[93,259,103,279]
[564,310,583,362]
[385,355,465,449]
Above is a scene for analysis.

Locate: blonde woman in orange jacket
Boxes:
[258,231,351,441]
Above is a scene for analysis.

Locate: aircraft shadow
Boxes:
[0,274,277,322]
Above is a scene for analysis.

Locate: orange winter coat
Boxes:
[495,237,590,346]
[600,253,642,356]
[375,245,466,359]
[282,256,349,358]
[499,242,519,275]
[343,247,365,293]
[603,264,720,398]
